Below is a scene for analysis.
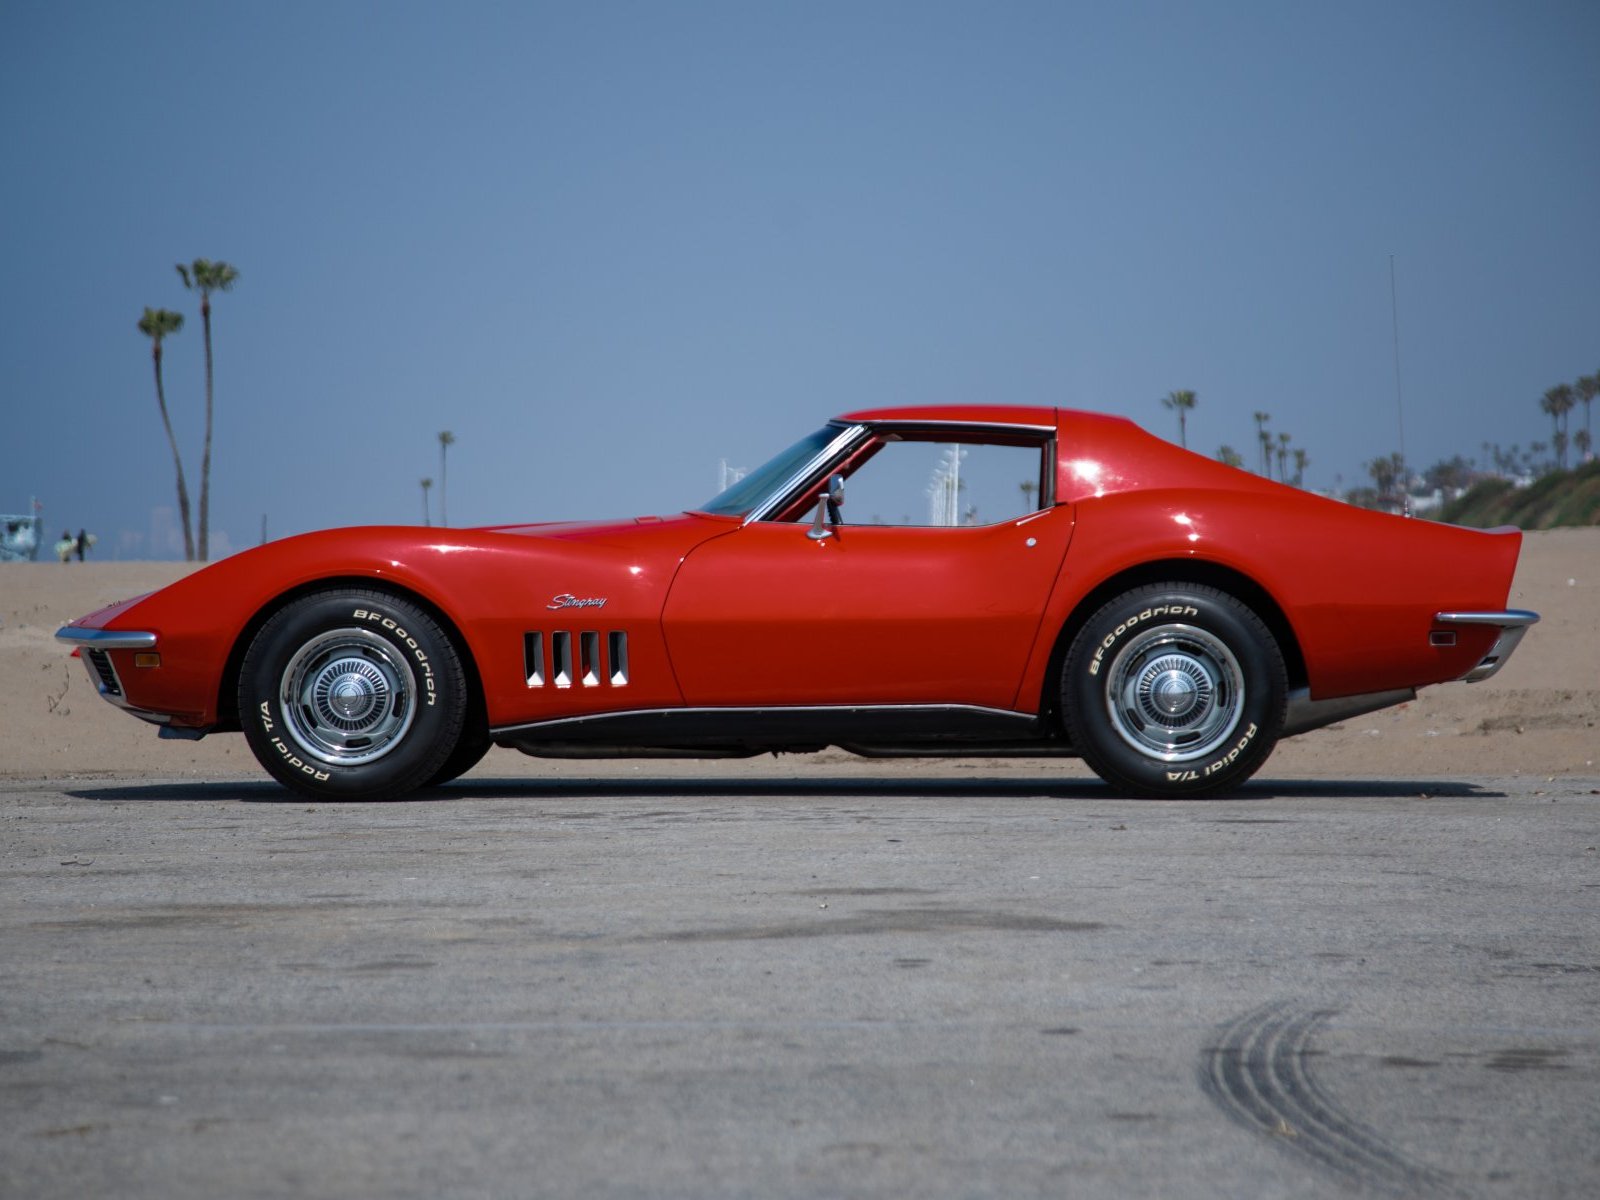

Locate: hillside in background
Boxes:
[1439,460,1600,529]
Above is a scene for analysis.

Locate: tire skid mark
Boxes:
[1200,1001,1464,1198]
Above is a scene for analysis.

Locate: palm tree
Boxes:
[1276,432,1291,482]
[437,431,456,526]
[175,259,239,560]
[1216,445,1244,469]
[420,478,433,526]
[1577,373,1598,462]
[1366,452,1405,508]
[1541,384,1576,470]
[1252,412,1271,475]
[1292,448,1309,488]
[1538,390,1556,465]
[137,307,195,561]
[1161,389,1197,449]
[1019,479,1037,511]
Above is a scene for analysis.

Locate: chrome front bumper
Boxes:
[55,626,169,723]
[55,627,158,651]
[1434,610,1540,683]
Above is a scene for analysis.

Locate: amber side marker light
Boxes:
[135,653,161,669]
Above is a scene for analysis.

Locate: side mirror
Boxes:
[806,474,846,540]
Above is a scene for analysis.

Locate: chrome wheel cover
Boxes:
[280,628,415,766]
[1103,624,1245,763]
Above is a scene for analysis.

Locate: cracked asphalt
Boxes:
[3,766,1598,1199]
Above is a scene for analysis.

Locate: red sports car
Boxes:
[58,406,1536,799]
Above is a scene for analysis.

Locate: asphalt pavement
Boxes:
[2,767,1597,1199]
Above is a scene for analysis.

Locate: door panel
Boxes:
[661,508,1073,708]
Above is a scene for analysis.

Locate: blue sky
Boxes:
[4,0,1597,558]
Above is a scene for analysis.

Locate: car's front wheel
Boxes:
[239,589,467,800]
[1062,584,1286,797]
[424,727,491,788]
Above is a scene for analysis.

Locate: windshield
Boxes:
[697,425,843,517]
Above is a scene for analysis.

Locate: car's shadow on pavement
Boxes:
[64,776,1504,804]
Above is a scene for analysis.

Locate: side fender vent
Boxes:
[525,630,629,689]
[608,631,629,686]
[523,633,545,687]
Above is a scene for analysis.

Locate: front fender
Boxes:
[67,520,727,728]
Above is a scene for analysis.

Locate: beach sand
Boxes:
[3,527,1595,785]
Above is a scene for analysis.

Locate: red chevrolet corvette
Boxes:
[58,406,1536,799]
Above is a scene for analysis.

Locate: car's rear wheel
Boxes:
[239,589,467,800]
[1062,583,1286,797]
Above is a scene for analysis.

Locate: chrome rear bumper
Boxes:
[1434,610,1540,683]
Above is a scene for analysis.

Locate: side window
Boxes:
[845,439,1048,527]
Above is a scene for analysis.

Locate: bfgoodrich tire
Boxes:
[423,728,491,788]
[239,589,468,800]
[1062,584,1286,798]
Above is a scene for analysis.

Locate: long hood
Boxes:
[65,514,735,651]
[477,512,731,547]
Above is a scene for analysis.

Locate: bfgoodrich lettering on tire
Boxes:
[1062,584,1286,797]
[239,589,468,800]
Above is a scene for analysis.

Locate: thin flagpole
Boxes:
[1390,255,1409,517]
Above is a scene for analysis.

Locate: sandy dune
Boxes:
[3,527,1595,785]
